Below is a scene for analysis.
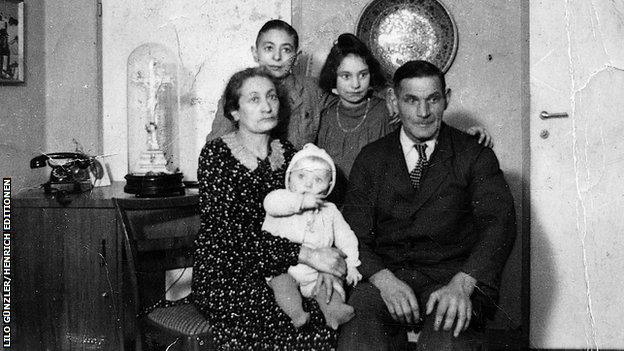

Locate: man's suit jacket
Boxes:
[342,123,516,294]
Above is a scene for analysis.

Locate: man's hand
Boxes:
[300,193,324,211]
[370,269,420,324]
[425,272,477,337]
[384,87,400,120]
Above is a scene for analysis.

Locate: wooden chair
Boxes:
[114,195,213,351]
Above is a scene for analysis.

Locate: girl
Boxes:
[317,33,392,202]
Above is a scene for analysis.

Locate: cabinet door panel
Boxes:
[14,207,120,351]
[54,208,119,350]
[14,207,64,350]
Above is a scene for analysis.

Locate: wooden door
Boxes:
[530,1,624,348]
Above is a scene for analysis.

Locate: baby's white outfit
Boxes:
[262,189,361,298]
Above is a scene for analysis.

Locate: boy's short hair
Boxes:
[318,33,386,93]
[256,19,299,50]
[393,60,446,93]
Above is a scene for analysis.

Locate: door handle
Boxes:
[540,111,568,119]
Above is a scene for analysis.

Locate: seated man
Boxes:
[337,60,517,350]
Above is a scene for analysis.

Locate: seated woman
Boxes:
[192,67,345,350]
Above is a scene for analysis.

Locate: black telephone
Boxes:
[30,152,104,195]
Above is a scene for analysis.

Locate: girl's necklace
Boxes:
[336,98,370,133]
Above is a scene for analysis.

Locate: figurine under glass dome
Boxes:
[124,43,184,197]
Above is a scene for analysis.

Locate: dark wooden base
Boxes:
[124,173,185,197]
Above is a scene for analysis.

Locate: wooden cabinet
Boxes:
[12,183,199,350]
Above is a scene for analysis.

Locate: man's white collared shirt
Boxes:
[399,127,437,172]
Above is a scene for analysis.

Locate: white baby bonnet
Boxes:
[285,143,337,197]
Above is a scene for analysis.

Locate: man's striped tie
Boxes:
[409,143,428,189]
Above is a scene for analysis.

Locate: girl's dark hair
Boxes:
[256,19,299,50]
[318,33,386,93]
[223,67,279,122]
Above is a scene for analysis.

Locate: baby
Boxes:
[262,143,362,329]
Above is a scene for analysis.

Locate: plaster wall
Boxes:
[101,0,291,181]
[43,0,100,156]
[0,0,99,193]
[293,0,525,330]
[0,1,46,192]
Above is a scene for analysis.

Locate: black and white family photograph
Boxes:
[1,0,623,350]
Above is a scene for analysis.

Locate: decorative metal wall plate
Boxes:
[356,0,458,78]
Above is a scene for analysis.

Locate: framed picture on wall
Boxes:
[0,0,24,84]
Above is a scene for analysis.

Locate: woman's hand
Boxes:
[313,272,346,303]
[299,246,347,277]
[466,126,494,147]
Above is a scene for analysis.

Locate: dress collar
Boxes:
[222,132,285,171]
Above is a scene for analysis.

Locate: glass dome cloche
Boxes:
[124,43,184,197]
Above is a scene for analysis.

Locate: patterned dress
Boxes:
[192,134,337,350]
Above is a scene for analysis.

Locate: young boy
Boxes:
[207,20,328,150]
[262,144,362,329]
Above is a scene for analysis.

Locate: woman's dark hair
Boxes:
[256,19,299,50]
[223,67,279,122]
[393,60,446,93]
[318,33,386,93]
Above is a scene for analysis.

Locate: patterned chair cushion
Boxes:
[147,303,211,336]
